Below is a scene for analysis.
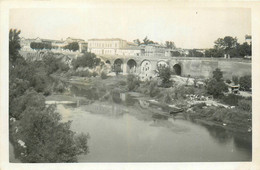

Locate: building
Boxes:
[245,35,252,45]
[116,47,144,56]
[66,37,85,44]
[140,44,166,57]
[88,38,128,55]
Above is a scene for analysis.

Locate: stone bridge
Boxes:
[97,55,251,81]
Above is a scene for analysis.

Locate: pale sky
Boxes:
[9,7,251,49]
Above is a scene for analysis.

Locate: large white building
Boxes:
[88,38,145,56]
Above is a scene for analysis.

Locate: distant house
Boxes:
[140,44,166,57]
[88,38,128,55]
[116,47,144,56]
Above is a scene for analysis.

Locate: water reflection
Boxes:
[202,123,233,144]
[65,85,252,161]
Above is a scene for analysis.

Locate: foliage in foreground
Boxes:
[9,29,89,162]
[127,74,140,91]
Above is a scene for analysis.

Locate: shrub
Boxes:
[149,81,160,97]
[238,99,252,112]
[206,78,228,98]
[226,79,232,84]
[92,71,98,77]
[127,74,140,91]
[213,68,223,81]
[239,75,251,91]
[101,72,108,79]
[221,94,243,106]
[118,80,127,86]
[157,65,172,88]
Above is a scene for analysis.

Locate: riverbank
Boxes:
[51,73,252,135]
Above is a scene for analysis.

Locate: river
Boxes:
[53,85,252,162]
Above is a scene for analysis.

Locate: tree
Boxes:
[214,36,238,51]
[30,42,52,50]
[206,68,228,98]
[157,65,172,88]
[165,41,176,49]
[71,52,100,69]
[15,104,89,162]
[9,29,22,63]
[64,42,79,51]
[239,75,251,91]
[213,68,223,82]
[127,74,140,91]
[171,51,181,56]
[206,78,228,98]
[133,39,141,46]
[9,29,89,162]
[205,48,224,58]
[142,36,155,45]
[187,49,204,57]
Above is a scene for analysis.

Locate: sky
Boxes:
[9,6,251,49]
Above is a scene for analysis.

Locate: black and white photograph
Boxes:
[1,1,260,169]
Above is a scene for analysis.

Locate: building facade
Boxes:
[88,38,128,55]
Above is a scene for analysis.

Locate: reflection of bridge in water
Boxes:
[98,55,251,80]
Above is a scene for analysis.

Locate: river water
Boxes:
[55,87,252,162]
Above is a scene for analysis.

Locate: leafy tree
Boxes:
[9,29,22,64]
[157,65,172,88]
[206,68,228,98]
[72,52,100,69]
[64,42,79,51]
[142,36,155,45]
[15,104,89,162]
[213,68,223,82]
[127,74,140,91]
[9,29,89,162]
[214,36,238,52]
[133,39,141,46]
[30,42,52,50]
[171,51,181,56]
[187,49,204,57]
[237,42,251,57]
[205,48,224,58]
[239,75,251,91]
[206,78,228,98]
[165,41,176,49]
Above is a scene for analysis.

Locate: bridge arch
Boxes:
[127,59,137,74]
[157,60,169,70]
[140,59,152,81]
[173,63,182,75]
[113,58,123,73]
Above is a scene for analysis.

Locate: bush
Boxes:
[226,79,232,84]
[239,75,251,91]
[157,65,172,88]
[118,80,127,86]
[238,99,252,112]
[101,72,108,79]
[92,71,98,77]
[71,52,100,70]
[149,81,160,97]
[221,94,243,106]
[127,74,140,91]
[206,78,228,98]
[111,89,122,103]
